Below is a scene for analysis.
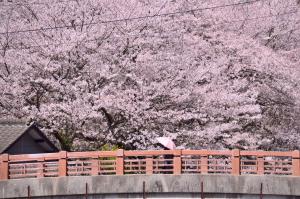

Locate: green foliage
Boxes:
[100,143,119,151]
[57,129,74,151]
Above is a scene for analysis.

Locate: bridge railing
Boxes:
[0,149,299,180]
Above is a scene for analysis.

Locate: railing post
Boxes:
[200,152,208,174]
[37,158,44,178]
[231,149,240,175]
[257,153,264,175]
[0,154,9,180]
[91,157,99,176]
[173,149,182,175]
[116,149,124,175]
[58,151,67,177]
[292,150,300,176]
[146,156,153,175]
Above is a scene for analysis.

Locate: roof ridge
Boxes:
[0,118,28,125]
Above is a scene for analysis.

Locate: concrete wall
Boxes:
[0,174,300,198]
[39,193,300,199]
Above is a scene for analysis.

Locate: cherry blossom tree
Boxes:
[0,0,299,151]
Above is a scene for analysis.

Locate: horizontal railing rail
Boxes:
[0,149,299,180]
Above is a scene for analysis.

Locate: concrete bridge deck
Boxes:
[1,174,300,198]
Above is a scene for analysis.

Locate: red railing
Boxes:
[0,149,299,180]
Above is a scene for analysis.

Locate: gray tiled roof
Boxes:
[0,120,30,153]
